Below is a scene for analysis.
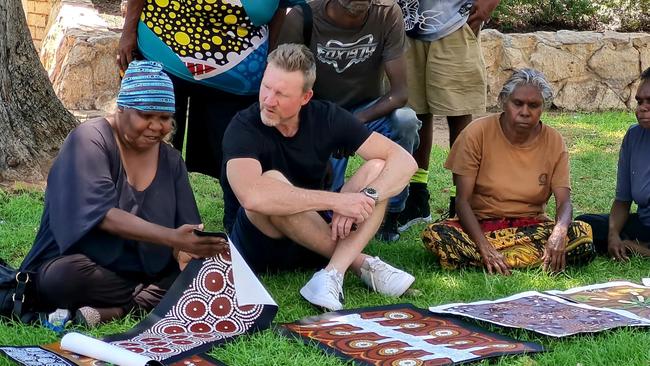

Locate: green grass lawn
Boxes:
[0,111,649,365]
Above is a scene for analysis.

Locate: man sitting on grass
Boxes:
[221,44,417,311]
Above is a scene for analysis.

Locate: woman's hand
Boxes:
[467,0,499,36]
[171,224,229,258]
[117,0,146,71]
[478,244,511,275]
[117,29,138,71]
[607,234,630,261]
[542,229,567,272]
[176,250,193,270]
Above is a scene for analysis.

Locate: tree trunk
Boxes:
[0,0,78,182]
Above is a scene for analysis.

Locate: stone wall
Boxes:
[23,0,54,50]
[34,9,650,114]
[482,30,650,111]
[39,0,121,113]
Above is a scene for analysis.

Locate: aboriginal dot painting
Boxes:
[0,347,74,366]
[105,249,276,362]
[1,344,224,366]
[429,291,650,337]
[279,304,543,366]
[1,237,277,366]
[546,281,650,321]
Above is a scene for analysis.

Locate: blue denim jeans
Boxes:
[330,99,421,213]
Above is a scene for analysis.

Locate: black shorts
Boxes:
[229,208,328,274]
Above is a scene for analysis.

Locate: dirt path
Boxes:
[431,116,450,147]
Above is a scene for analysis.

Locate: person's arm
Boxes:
[268,7,288,50]
[354,56,408,124]
[226,158,375,222]
[354,132,417,200]
[467,0,500,36]
[607,199,632,260]
[327,132,415,240]
[99,209,227,257]
[273,5,305,50]
[118,0,146,71]
[455,174,511,275]
[541,187,572,272]
[626,239,650,257]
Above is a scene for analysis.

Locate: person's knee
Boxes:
[37,254,95,307]
[268,213,305,233]
[391,108,421,134]
[390,107,421,150]
[363,159,386,176]
[268,214,292,229]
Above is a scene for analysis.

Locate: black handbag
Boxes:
[0,258,36,323]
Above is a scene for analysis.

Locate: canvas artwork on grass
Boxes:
[547,281,650,321]
[0,242,276,366]
[428,291,650,337]
[279,304,543,366]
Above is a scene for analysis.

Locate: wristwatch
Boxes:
[360,187,379,203]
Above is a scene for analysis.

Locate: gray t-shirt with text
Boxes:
[278,0,406,108]
[397,0,474,41]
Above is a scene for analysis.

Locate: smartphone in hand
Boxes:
[193,229,228,240]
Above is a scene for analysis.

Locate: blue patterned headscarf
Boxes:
[117,61,175,113]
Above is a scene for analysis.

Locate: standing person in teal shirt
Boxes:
[118,0,303,179]
[395,0,499,232]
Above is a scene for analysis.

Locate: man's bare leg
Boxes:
[245,161,414,310]
[246,160,386,275]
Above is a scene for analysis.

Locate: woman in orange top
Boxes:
[422,69,595,275]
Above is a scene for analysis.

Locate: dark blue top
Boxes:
[20,118,201,276]
[616,124,650,226]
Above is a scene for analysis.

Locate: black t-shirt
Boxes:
[221,100,371,231]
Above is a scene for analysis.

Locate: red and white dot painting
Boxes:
[279,304,544,366]
[111,251,265,360]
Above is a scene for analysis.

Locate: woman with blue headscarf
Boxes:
[19,61,227,326]
[118,0,304,179]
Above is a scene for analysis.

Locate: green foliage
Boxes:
[0,112,649,365]
[490,0,650,32]
[613,0,650,32]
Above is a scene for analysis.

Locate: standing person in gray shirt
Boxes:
[396,0,499,232]
[277,0,421,242]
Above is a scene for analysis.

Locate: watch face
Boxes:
[365,188,377,195]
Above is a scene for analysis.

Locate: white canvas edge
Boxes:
[546,281,648,295]
[229,237,277,307]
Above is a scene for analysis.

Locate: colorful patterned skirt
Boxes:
[422,217,595,270]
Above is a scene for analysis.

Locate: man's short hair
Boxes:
[267,44,317,92]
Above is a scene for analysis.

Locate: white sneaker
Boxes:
[360,257,414,297]
[300,269,344,311]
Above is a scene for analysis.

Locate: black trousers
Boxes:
[35,254,178,313]
[169,74,257,179]
[575,213,650,254]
